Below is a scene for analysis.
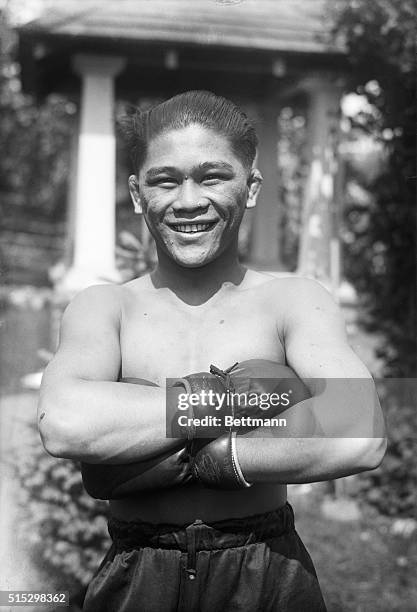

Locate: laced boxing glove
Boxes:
[226,359,311,414]
[81,377,192,500]
[169,368,233,439]
[190,360,312,489]
[172,359,311,440]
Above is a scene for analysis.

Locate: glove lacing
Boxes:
[186,362,239,457]
[210,362,239,423]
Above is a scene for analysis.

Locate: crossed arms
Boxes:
[38,279,386,485]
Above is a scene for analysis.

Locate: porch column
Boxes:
[297,77,343,292]
[250,101,282,269]
[57,54,126,294]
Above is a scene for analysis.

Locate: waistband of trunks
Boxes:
[108,502,295,553]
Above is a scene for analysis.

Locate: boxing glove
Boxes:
[190,430,251,490]
[226,359,311,419]
[81,377,192,499]
[169,367,233,439]
[172,360,311,439]
[81,444,192,499]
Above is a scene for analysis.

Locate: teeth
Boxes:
[172,223,212,233]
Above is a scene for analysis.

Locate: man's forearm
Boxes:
[235,383,386,483]
[39,379,181,463]
[236,433,386,483]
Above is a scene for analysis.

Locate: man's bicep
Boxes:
[284,279,370,379]
[45,286,122,383]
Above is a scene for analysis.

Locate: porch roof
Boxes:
[17,0,341,55]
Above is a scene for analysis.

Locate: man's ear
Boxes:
[246,168,263,209]
[128,175,143,214]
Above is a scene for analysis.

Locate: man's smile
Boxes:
[168,221,218,234]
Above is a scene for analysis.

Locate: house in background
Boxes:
[16,0,347,296]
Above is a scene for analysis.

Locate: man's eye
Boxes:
[153,178,177,187]
[202,174,223,184]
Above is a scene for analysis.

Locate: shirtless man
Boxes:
[38,91,386,612]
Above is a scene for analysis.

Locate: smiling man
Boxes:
[38,91,386,611]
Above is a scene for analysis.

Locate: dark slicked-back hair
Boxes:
[119,90,258,173]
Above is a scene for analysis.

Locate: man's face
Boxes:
[129,124,260,268]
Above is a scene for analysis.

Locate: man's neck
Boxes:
[151,250,246,306]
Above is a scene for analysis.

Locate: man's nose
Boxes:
[172,179,206,212]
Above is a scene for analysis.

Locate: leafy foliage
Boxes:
[330,0,416,377]
[16,432,109,591]
[0,11,76,219]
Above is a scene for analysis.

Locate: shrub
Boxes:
[16,433,109,592]
[330,0,416,377]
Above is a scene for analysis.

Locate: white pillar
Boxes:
[297,77,342,291]
[58,54,126,294]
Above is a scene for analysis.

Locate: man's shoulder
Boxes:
[247,271,332,305]
[272,275,332,299]
[64,282,129,321]
[68,275,153,307]
[70,282,123,305]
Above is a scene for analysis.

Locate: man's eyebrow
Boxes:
[145,166,178,179]
[198,162,234,172]
[145,162,235,180]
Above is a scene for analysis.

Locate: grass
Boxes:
[291,490,417,612]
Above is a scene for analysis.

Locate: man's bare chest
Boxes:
[119,290,285,384]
